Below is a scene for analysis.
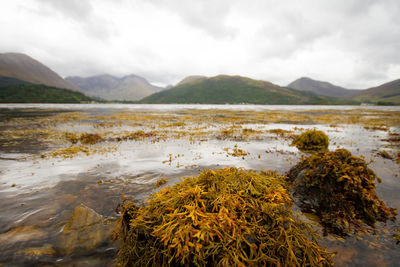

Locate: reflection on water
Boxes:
[0,104,399,266]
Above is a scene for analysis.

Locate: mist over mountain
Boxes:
[66,74,164,101]
[0,53,79,91]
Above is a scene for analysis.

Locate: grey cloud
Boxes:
[333,0,400,84]
[37,0,93,21]
[35,0,113,40]
[250,0,400,87]
[255,14,329,59]
[147,0,237,38]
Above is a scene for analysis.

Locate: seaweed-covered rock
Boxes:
[287,149,396,236]
[116,168,333,266]
[292,130,329,153]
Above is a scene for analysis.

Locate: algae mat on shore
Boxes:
[116,168,333,266]
[1,106,399,266]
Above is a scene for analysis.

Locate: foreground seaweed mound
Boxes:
[116,168,333,266]
[288,149,396,236]
[292,130,329,153]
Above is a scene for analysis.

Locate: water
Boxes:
[0,104,399,266]
[1,103,400,111]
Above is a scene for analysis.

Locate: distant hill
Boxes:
[66,74,164,101]
[140,75,334,104]
[0,79,93,103]
[176,75,207,86]
[288,77,358,97]
[0,53,79,91]
[346,79,400,105]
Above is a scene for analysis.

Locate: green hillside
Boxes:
[0,81,93,103]
[346,79,400,105]
[140,75,344,104]
[0,76,32,86]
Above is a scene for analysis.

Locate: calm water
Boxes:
[1,103,400,111]
[0,104,399,266]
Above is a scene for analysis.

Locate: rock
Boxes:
[331,245,358,266]
[56,194,78,207]
[20,203,61,228]
[16,244,56,256]
[56,204,116,255]
[365,252,389,266]
[14,244,56,262]
[0,226,46,246]
[54,257,114,267]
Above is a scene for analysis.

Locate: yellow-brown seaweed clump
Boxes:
[287,149,397,236]
[115,168,333,266]
[292,130,329,153]
[154,177,168,188]
[65,132,103,145]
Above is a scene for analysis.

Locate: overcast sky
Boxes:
[1,0,399,88]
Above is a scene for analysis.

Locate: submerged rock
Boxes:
[56,194,78,207]
[16,244,56,256]
[56,204,115,255]
[0,226,46,246]
[116,168,333,266]
[287,148,397,236]
[14,244,56,262]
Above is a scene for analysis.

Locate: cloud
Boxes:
[147,0,237,39]
[37,0,93,21]
[0,0,399,88]
[34,0,113,40]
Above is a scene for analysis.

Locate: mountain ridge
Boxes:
[66,74,164,101]
[140,75,335,104]
[346,79,400,104]
[0,52,80,91]
[0,78,93,103]
[287,77,358,97]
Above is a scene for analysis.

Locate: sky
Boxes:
[0,0,399,88]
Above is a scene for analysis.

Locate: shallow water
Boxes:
[0,104,399,266]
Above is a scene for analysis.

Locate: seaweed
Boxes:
[267,129,294,139]
[292,130,329,153]
[397,152,400,166]
[287,149,397,236]
[377,150,393,160]
[154,178,168,188]
[65,132,103,145]
[115,168,333,266]
[224,145,249,157]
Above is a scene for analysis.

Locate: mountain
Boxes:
[140,75,334,104]
[176,75,206,86]
[288,77,358,97]
[0,78,93,103]
[66,74,164,101]
[0,52,79,91]
[347,79,400,105]
[0,76,32,87]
